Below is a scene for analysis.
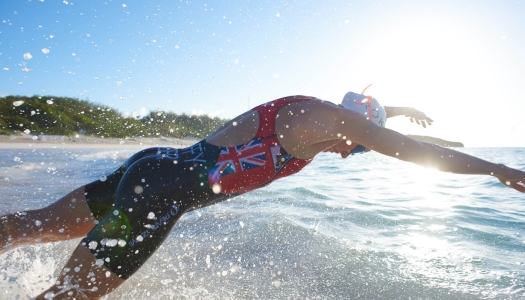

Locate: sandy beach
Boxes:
[0,134,197,149]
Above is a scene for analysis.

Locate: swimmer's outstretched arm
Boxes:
[0,186,96,253]
[279,100,525,192]
[339,108,525,192]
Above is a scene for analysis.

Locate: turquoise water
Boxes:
[0,147,524,299]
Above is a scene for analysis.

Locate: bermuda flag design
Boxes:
[208,139,266,183]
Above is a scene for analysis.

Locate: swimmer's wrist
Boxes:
[491,164,509,179]
[384,106,409,118]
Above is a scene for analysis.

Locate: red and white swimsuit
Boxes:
[207,96,317,195]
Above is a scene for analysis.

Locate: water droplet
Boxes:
[147,212,155,219]
[122,4,127,8]
[113,210,119,216]
[88,241,98,250]
[174,45,179,49]
[206,255,211,265]
[212,184,221,194]
[13,100,24,107]
[118,239,126,247]
[99,175,107,182]
[23,52,32,60]
[232,121,238,126]
[95,259,104,266]
[136,235,144,242]
[22,67,30,72]
[23,129,31,134]
[42,48,50,54]
[141,178,146,183]
[134,185,144,194]
[239,221,245,228]
[35,220,42,226]
[346,140,352,145]
[59,228,65,233]
[106,239,118,247]
[106,271,111,277]
[46,99,54,104]
[272,280,282,288]
[74,267,80,272]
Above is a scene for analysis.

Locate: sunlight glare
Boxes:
[403,164,453,209]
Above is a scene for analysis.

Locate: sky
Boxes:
[1,0,524,147]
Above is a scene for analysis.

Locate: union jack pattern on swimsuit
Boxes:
[208,138,267,184]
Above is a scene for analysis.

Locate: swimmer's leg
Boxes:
[36,153,211,298]
[34,244,124,299]
[0,147,164,253]
[0,186,96,253]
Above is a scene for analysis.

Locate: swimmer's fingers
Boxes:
[409,117,431,128]
[406,108,433,128]
[509,181,525,193]
[498,178,525,193]
[514,182,525,193]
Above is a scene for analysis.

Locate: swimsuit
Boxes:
[83,96,316,279]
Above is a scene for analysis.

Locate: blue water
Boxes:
[1,146,524,299]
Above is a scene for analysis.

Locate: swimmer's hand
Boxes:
[384,106,433,128]
[494,165,525,193]
[403,107,433,128]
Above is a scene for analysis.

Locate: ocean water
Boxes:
[0,146,524,299]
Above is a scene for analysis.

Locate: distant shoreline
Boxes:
[0,134,197,149]
[407,135,464,147]
[0,133,465,149]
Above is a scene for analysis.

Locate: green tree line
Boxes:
[0,95,228,139]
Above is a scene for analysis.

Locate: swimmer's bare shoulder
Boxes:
[206,109,260,147]
[276,99,350,159]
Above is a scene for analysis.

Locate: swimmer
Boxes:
[1,90,524,299]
